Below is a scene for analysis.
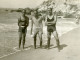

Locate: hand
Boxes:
[45,22,52,26]
[47,23,52,25]
[21,26,25,28]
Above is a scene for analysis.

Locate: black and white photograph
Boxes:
[0,0,80,60]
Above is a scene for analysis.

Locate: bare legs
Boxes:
[53,31,60,51]
[34,34,37,49]
[47,32,51,49]
[47,31,60,51]
[23,33,26,49]
[39,33,42,48]
[33,31,42,49]
[19,32,26,49]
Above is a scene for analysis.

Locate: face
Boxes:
[48,8,53,15]
[22,10,26,16]
[31,12,34,16]
[34,10,39,16]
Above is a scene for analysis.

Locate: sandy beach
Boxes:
[0,17,80,58]
[0,26,80,60]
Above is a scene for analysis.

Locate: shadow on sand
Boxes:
[23,44,67,51]
[52,44,67,50]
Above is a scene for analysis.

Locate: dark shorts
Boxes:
[18,32,26,38]
[47,25,56,32]
[18,27,27,33]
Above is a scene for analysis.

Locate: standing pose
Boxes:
[30,9,44,49]
[45,8,60,51]
[18,9,29,49]
[76,14,80,24]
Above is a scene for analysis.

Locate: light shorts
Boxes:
[33,27,43,37]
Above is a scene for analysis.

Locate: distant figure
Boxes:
[45,8,60,51]
[76,15,80,24]
[30,9,44,49]
[18,9,29,49]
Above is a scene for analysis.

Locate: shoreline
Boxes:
[0,19,80,58]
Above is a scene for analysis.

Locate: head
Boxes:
[31,10,35,16]
[22,9,26,17]
[31,8,41,18]
[35,8,39,15]
[48,8,53,15]
[34,8,40,18]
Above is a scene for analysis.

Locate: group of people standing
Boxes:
[18,8,60,52]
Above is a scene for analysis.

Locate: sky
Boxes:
[0,0,47,8]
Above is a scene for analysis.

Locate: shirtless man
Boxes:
[30,9,44,49]
[18,9,29,49]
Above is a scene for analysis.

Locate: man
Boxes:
[18,9,29,49]
[76,14,80,24]
[30,9,44,49]
[45,8,60,51]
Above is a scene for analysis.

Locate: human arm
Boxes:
[18,18,20,26]
[18,17,23,27]
[48,15,57,24]
[30,18,33,35]
[45,16,49,26]
[45,16,54,26]
[24,16,29,29]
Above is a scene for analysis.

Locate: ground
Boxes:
[0,26,80,60]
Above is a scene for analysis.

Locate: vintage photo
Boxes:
[0,0,80,60]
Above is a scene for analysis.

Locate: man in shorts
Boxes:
[45,8,60,51]
[18,9,29,49]
[30,9,44,49]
